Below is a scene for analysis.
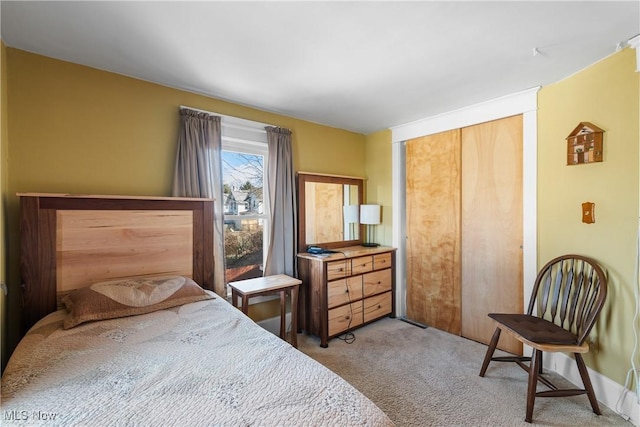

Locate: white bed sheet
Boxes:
[2,295,393,426]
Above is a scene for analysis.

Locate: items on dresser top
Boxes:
[298,245,396,347]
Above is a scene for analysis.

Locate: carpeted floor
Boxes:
[297,317,632,427]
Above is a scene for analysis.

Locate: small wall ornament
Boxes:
[566,122,604,165]
[582,202,595,224]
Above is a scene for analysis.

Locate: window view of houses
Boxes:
[222,151,265,283]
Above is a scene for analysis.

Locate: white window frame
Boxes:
[222,142,269,241]
[221,115,271,294]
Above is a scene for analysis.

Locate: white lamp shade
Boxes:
[343,204,359,224]
[360,204,381,225]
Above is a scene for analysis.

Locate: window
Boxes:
[221,116,270,285]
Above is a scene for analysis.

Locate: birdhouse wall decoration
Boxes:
[566,122,604,165]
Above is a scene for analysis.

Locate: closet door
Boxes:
[461,115,523,355]
[405,129,462,334]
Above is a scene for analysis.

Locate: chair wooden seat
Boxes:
[479,255,607,423]
[488,314,578,346]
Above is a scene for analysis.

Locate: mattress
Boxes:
[2,295,393,426]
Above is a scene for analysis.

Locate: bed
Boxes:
[2,193,393,426]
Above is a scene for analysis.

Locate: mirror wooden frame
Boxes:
[297,172,364,251]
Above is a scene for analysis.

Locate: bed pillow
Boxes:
[61,275,214,329]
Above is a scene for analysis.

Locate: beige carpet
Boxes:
[297,318,632,427]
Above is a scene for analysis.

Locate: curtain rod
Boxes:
[179,105,275,130]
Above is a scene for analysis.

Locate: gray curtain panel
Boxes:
[172,109,226,296]
[264,126,297,277]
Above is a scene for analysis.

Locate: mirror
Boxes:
[297,173,364,251]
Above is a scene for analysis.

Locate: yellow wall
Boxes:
[3,48,366,362]
[6,48,365,197]
[538,48,639,385]
[365,129,393,246]
[4,44,638,391]
[1,41,8,370]
[361,48,640,388]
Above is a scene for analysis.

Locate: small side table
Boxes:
[228,274,302,348]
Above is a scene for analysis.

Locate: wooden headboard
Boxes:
[19,193,215,332]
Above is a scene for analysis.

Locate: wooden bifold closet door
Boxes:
[405,115,523,355]
[406,129,462,334]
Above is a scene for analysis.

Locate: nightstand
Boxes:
[228,274,302,347]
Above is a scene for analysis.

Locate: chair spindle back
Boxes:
[526,255,607,345]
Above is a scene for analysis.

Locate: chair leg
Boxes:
[538,351,543,374]
[480,327,501,377]
[575,353,602,415]
[525,349,542,423]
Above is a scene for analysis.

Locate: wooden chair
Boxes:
[479,254,607,423]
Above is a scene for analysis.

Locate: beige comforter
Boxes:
[2,296,393,426]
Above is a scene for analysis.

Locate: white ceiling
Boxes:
[1,1,639,134]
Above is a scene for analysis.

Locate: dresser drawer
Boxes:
[327,276,363,309]
[298,247,395,347]
[363,291,392,323]
[327,260,350,281]
[351,256,373,275]
[373,252,392,270]
[363,268,392,297]
[328,301,363,336]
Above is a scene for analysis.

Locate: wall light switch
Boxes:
[582,202,595,224]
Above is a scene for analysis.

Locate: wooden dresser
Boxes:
[297,246,396,347]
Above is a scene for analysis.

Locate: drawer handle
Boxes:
[345,316,350,320]
[345,289,349,293]
[378,305,382,309]
[377,281,381,285]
